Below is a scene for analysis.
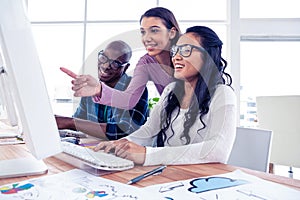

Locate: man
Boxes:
[56,40,148,140]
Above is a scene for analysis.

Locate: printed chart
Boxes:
[0,169,157,200]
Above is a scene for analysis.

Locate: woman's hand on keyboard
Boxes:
[94,139,146,165]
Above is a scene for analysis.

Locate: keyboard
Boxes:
[57,141,134,172]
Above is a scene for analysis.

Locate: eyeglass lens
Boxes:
[171,45,193,57]
[171,44,205,58]
[98,52,125,69]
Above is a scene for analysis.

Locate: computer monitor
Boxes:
[0,0,62,178]
[0,62,18,128]
[0,55,20,138]
[256,95,300,169]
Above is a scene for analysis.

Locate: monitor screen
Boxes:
[0,0,62,177]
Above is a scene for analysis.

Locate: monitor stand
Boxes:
[0,157,48,178]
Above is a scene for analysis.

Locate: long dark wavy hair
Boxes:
[156,26,233,147]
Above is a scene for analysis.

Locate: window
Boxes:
[87,0,156,20]
[27,0,229,116]
[26,0,300,127]
[159,0,227,20]
[239,0,300,127]
[28,0,85,21]
[31,24,84,116]
[241,41,300,97]
[240,0,300,18]
[240,41,300,127]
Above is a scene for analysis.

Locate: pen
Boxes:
[127,165,167,185]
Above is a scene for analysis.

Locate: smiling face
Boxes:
[140,16,175,57]
[172,33,205,85]
[98,48,127,87]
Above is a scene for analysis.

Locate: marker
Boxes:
[127,165,167,185]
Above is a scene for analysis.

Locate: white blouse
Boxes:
[126,82,237,166]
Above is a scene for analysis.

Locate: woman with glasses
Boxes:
[94,26,236,166]
[61,7,180,109]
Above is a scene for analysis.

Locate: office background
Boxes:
[24,0,300,128]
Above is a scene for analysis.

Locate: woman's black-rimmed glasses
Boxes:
[98,50,128,70]
[170,44,206,58]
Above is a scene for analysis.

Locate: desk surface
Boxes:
[1,143,300,191]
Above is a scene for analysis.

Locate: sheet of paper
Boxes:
[1,169,299,199]
[142,170,300,200]
[0,169,161,200]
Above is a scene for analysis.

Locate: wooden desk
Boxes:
[1,143,300,191]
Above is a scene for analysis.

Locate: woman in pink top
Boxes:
[62,7,181,109]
